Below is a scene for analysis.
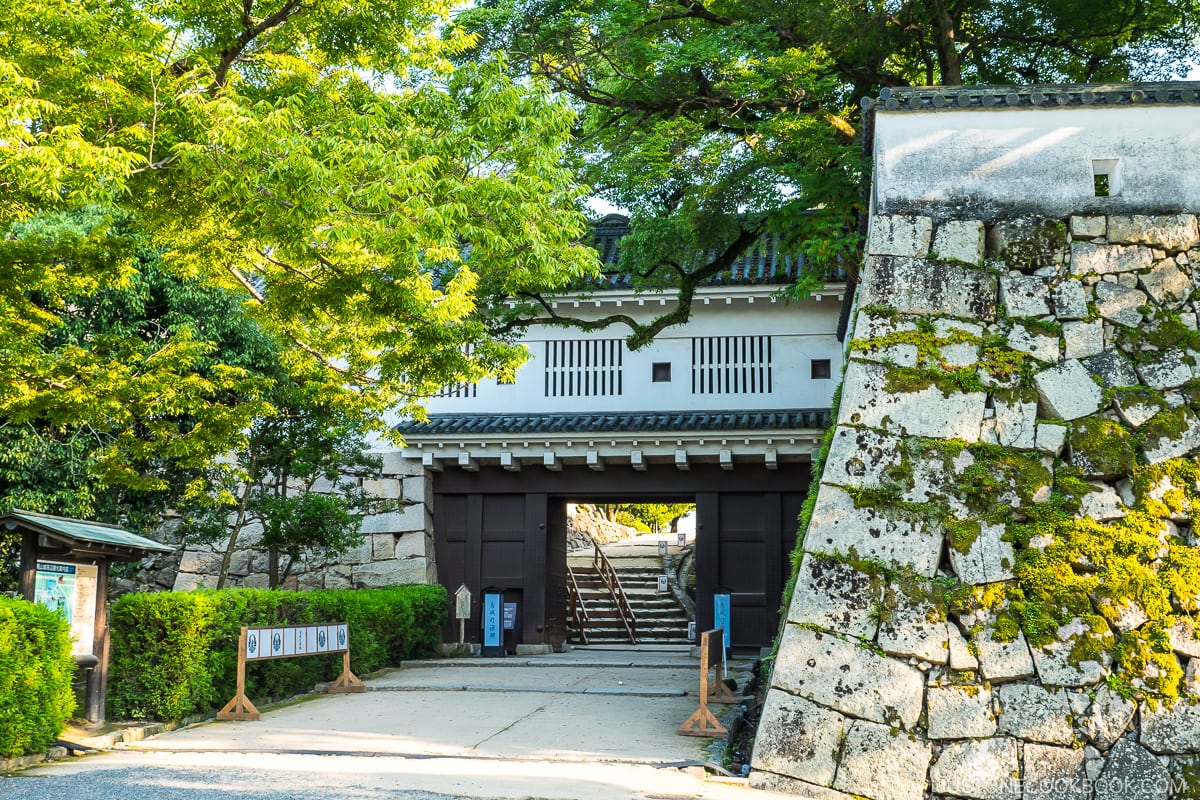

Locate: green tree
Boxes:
[0,0,599,445]
[463,0,1200,346]
[182,377,395,589]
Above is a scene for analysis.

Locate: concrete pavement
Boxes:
[15,645,801,800]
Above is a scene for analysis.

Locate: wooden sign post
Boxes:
[218,621,363,721]
[454,584,471,645]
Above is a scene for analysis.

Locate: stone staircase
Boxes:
[568,558,693,646]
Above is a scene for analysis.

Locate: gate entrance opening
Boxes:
[432,463,809,652]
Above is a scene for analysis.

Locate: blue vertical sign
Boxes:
[483,592,502,648]
[713,592,731,649]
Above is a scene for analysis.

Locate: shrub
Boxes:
[108,584,446,722]
[0,597,75,758]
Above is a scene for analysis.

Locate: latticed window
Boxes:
[691,336,773,394]
[544,339,624,397]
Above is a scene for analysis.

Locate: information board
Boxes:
[35,560,98,656]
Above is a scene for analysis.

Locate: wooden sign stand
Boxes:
[218,622,363,721]
[677,627,738,737]
[218,627,262,721]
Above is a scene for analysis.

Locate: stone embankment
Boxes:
[752,212,1200,800]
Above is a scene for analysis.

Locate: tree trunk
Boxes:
[268,547,280,589]
[929,0,962,85]
[216,462,257,590]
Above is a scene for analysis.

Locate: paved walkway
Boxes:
[10,646,795,800]
[126,646,722,764]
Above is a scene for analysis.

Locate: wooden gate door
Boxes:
[696,492,804,648]
[434,492,550,649]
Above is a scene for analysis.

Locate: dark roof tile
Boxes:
[395,409,831,437]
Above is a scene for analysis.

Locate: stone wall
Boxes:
[751,212,1200,800]
[161,451,435,592]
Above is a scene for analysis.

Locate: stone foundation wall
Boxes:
[151,451,436,593]
[751,212,1200,800]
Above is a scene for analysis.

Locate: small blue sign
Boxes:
[713,593,731,649]
[483,592,502,648]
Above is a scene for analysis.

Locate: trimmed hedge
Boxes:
[108,584,446,722]
[0,597,76,758]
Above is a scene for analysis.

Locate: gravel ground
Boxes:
[0,763,468,800]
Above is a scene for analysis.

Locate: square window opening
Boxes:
[811,359,832,380]
[1092,158,1122,197]
[652,362,672,382]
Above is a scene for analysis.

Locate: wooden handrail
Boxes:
[593,540,637,643]
[566,563,590,645]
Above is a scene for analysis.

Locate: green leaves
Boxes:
[0,0,597,528]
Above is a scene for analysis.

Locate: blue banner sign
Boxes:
[483,592,502,647]
[713,593,731,649]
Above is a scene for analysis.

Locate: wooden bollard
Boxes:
[678,627,737,736]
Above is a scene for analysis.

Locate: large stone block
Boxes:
[1107,213,1200,251]
[1023,743,1090,800]
[804,485,943,577]
[1070,216,1106,239]
[402,475,429,505]
[1071,242,1155,275]
[1034,360,1105,421]
[934,219,986,265]
[1136,349,1194,390]
[820,425,905,488]
[377,450,425,477]
[771,626,924,728]
[973,626,1036,683]
[749,691,844,785]
[394,530,430,560]
[371,533,397,561]
[787,553,882,640]
[361,478,403,499]
[987,398,1038,449]
[839,360,987,442]
[1140,260,1193,306]
[177,549,224,575]
[749,773,859,799]
[1062,320,1104,360]
[832,720,931,800]
[1000,273,1051,317]
[877,584,949,663]
[996,684,1074,745]
[1082,351,1140,388]
[1030,630,1112,688]
[868,215,933,257]
[860,256,998,320]
[324,564,353,590]
[927,686,997,739]
[1007,324,1060,363]
[1095,739,1170,800]
[988,218,1069,271]
[1094,280,1148,327]
[172,572,211,592]
[949,522,1016,585]
[360,504,425,534]
[352,557,431,587]
[1053,279,1090,320]
[1142,408,1200,464]
[1080,685,1135,749]
[1169,619,1200,659]
[929,738,1021,800]
[1140,700,1200,754]
[950,624,980,670]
